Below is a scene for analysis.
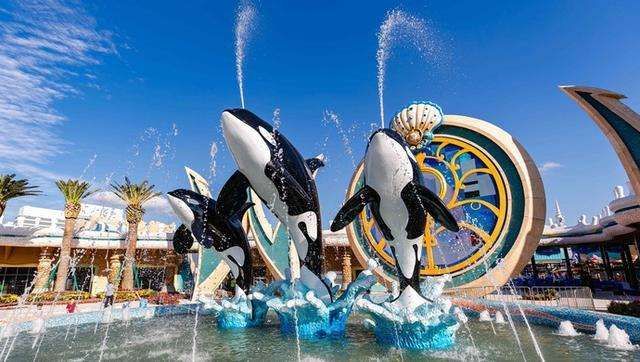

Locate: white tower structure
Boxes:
[554,200,565,227]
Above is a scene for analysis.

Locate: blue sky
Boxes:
[1,0,639,227]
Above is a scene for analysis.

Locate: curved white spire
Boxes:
[554,200,565,226]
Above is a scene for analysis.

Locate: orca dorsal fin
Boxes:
[216,170,251,219]
[331,185,381,233]
[305,154,326,177]
[412,183,460,232]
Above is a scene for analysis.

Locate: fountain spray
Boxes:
[235,2,257,109]
[376,9,439,127]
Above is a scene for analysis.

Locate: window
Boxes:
[137,267,166,291]
[0,267,36,295]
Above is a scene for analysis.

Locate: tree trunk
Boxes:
[0,202,5,219]
[54,217,76,292]
[120,221,138,290]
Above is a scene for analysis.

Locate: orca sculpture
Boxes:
[167,186,254,292]
[220,108,332,303]
[331,129,459,311]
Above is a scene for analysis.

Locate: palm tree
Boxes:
[53,179,95,292]
[0,174,40,219]
[111,177,161,290]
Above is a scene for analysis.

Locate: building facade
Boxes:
[519,183,640,295]
[0,203,360,297]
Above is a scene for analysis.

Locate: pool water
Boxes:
[4,313,639,361]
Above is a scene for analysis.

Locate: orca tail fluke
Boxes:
[414,184,460,232]
[305,154,326,177]
[330,185,377,232]
[172,224,195,254]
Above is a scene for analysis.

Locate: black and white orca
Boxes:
[167,186,254,292]
[331,129,459,311]
[220,108,332,303]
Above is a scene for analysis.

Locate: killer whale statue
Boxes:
[167,186,254,292]
[331,128,459,311]
[220,108,333,303]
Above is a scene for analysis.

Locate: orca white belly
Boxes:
[364,131,423,282]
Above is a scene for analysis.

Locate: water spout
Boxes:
[556,321,579,336]
[234,2,257,108]
[376,9,438,127]
[607,324,635,350]
[478,310,492,322]
[594,319,609,341]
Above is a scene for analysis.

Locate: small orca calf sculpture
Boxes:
[220,108,333,303]
[331,129,459,311]
[167,186,254,292]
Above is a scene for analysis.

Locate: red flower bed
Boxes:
[148,293,181,305]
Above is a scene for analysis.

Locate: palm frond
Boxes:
[55,179,95,204]
[110,177,161,208]
[0,174,40,204]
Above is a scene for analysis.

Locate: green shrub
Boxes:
[0,294,19,304]
[136,289,156,298]
[521,289,558,301]
[27,291,90,302]
[608,301,640,318]
[95,289,157,301]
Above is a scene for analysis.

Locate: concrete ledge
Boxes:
[1,302,210,335]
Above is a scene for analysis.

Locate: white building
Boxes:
[10,204,126,232]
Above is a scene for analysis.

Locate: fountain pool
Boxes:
[4,312,638,361]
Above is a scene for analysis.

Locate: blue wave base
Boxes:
[203,286,270,329]
[357,276,460,350]
[367,311,459,350]
[268,271,377,339]
[215,299,269,329]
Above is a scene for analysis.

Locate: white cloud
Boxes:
[144,195,172,214]
[87,191,172,215]
[0,0,115,174]
[86,191,125,208]
[538,161,563,174]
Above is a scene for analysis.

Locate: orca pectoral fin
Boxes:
[305,154,326,177]
[264,161,310,203]
[414,183,460,232]
[216,171,251,219]
[330,185,377,232]
[172,224,195,254]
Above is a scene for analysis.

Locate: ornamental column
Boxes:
[341,249,352,290]
[108,253,122,287]
[563,247,573,279]
[33,247,53,292]
[164,250,179,291]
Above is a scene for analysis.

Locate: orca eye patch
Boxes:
[259,126,276,146]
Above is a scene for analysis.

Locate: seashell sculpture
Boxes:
[390,101,443,148]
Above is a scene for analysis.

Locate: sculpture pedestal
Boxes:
[267,271,377,339]
[356,276,460,350]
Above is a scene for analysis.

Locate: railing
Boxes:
[444,286,595,310]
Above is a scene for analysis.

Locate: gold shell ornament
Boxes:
[390,102,444,148]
